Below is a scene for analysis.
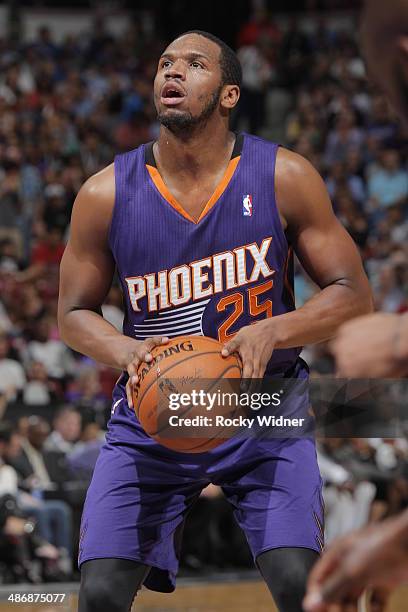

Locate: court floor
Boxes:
[0,580,407,612]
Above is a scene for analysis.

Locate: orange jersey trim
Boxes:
[146,155,241,225]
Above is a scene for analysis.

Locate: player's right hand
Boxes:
[125,336,169,408]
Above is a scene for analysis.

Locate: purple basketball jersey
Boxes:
[110,133,300,392]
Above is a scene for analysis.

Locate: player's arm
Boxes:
[331,311,408,377]
[57,165,167,393]
[222,148,372,378]
[270,147,373,347]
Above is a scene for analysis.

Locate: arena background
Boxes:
[0,0,407,609]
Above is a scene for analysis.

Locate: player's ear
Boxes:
[220,85,240,111]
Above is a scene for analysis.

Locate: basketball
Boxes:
[132,335,243,452]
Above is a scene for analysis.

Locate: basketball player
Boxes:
[304,1,408,609]
[57,31,371,611]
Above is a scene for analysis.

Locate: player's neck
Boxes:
[155,123,235,179]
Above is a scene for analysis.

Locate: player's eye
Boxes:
[191,61,203,69]
[161,60,172,68]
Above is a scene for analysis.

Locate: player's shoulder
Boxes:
[80,162,115,202]
[275,147,332,225]
[243,134,314,177]
[275,147,325,202]
[276,147,317,178]
[71,163,116,234]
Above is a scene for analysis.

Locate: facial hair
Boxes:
[157,84,223,135]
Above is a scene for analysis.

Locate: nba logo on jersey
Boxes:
[242,194,253,216]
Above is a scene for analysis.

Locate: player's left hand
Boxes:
[331,313,408,378]
[221,319,277,379]
[303,516,408,612]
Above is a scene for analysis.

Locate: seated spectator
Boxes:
[325,161,366,206]
[0,328,26,403]
[324,111,365,166]
[15,226,65,297]
[67,422,105,482]
[317,440,376,544]
[367,148,408,217]
[44,406,81,455]
[0,422,69,581]
[42,183,71,234]
[0,238,22,274]
[65,366,110,425]
[5,418,73,564]
[23,360,57,406]
[335,192,369,249]
[23,313,75,383]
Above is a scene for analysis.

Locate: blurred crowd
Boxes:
[0,7,407,582]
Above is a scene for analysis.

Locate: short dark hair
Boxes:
[176,30,242,88]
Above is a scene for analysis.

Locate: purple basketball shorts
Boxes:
[78,381,323,593]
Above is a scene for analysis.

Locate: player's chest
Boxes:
[158,176,225,223]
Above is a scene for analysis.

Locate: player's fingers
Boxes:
[319,570,363,608]
[307,540,348,588]
[248,350,264,394]
[125,380,133,409]
[303,589,330,612]
[222,337,239,357]
[251,350,262,379]
[240,352,254,391]
[126,358,140,385]
[305,550,347,611]
[142,336,169,361]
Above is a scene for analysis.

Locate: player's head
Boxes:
[154,31,241,135]
[361,0,408,126]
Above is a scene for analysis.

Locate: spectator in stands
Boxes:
[367,148,408,218]
[237,8,281,48]
[6,418,73,563]
[234,35,274,134]
[23,360,56,407]
[0,238,22,274]
[67,422,105,482]
[23,314,75,382]
[279,16,311,88]
[44,406,81,455]
[0,328,26,404]
[65,367,109,425]
[0,422,69,581]
[324,111,365,166]
[16,227,65,292]
[0,161,25,258]
[317,440,376,544]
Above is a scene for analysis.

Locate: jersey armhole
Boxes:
[108,154,124,257]
[272,143,291,256]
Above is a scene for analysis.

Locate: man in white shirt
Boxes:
[0,329,26,402]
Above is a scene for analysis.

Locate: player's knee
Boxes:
[79,575,133,612]
[257,548,318,611]
[270,563,309,609]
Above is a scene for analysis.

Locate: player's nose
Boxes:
[164,60,186,80]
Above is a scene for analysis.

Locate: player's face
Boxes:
[154,34,224,133]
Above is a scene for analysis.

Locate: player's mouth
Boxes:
[161,82,186,106]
